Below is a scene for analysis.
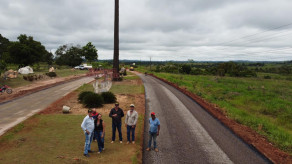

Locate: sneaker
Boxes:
[111,141,114,143]
[154,148,159,152]
[120,141,123,144]
[132,141,135,144]
[97,152,101,154]
[126,141,130,144]
[88,150,93,153]
[83,154,90,157]
[102,148,105,151]
[146,148,150,151]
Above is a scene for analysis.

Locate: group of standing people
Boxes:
[81,102,140,157]
[81,102,161,157]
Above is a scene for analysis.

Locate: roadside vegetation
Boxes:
[0,73,145,164]
[0,64,86,88]
[137,61,292,154]
[0,33,98,88]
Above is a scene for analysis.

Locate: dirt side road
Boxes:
[138,73,271,164]
[0,77,94,136]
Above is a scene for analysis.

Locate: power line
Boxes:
[217,22,292,46]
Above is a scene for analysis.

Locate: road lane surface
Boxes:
[0,77,94,136]
[139,74,271,164]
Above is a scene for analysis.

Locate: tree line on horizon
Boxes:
[153,61,292,77]
[0,34,98,75]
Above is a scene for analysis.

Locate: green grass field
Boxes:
[0,114,144,164]
[0,73,145,164]
[137,66,292,154]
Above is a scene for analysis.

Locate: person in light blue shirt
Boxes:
[81,109,94,157]
[146,112,160,152]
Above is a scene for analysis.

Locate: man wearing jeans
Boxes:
[81,109,94,157]
[125,104,138,144]
[146,112,160,152]
[109,102,124,143]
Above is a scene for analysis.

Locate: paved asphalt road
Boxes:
[138,74,271,164]
[0,77,94,136]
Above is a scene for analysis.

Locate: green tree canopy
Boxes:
[0,34,10,75]
[82,42,98,63]
[55,44,83,67]
[8,34,50,67]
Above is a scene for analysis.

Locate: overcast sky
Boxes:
[1,0,292,61]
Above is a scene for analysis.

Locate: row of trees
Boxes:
[155,62,257,77]
[0,34,98,75]
[0,34,54,75]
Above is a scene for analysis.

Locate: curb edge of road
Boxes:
[147,73,291,164]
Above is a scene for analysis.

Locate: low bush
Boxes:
[101,92,117,104]
[46,72,57,77]
[83,93,104,108]
[264,75,271,79]
[23,74,45,81]
[78,91,93,102]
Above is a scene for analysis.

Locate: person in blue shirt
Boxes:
[146,112,160,152]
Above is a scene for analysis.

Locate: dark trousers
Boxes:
[127,125,136,142]
[148,132,157,148]
[112,122,122,141]
[95,131,104,152]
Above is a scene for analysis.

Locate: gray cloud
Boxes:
[0,0,292,61]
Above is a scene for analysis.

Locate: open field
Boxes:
[0,74,145,164]
[137,66,292,154]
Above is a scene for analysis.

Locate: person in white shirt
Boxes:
[81,109,94,157]
[125,104,138,144]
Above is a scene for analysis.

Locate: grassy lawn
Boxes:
[137,64,292,154]
[123,72,140,80]
[54,69,86,77]
[0,73,145,164]
[0,114,144,164]
[0,74,31,88]
[110,80,144,95]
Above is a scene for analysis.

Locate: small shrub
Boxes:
[264,76,271,79]
[286,77,292,81]
[23,76,28,81]
[46,72,57,77]
[27,75,34,81]
[78,91,93,102]
[83,93,104,108]
[101,92,117,104]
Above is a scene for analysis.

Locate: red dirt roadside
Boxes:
[0,74,86,104]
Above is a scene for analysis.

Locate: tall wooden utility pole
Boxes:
[113,0,119,76]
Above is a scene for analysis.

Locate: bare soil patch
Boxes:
[149,74,292,164]
[0,74,86,104]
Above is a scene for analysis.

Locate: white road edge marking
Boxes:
[162,86,233,164]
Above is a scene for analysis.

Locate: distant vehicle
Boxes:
[74,65,86,70]
[74,64,93,70]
